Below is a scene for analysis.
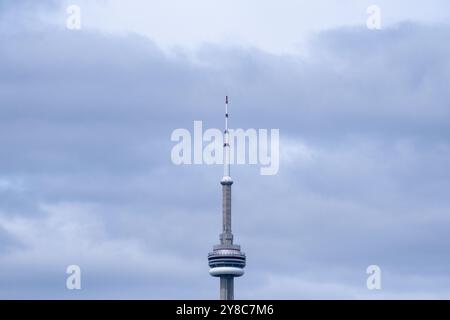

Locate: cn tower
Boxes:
[208,96,246,300]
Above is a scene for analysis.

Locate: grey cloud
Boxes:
[0,6,450,298]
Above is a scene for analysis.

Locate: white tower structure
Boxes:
[208,96,246,300]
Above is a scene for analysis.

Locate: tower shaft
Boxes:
[220,277,234,300]
[220,183,232,244]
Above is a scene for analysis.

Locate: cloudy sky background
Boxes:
[1,0,450,299]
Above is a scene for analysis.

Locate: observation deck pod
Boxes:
[208,244,246,277]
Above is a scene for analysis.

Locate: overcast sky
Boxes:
[0,0,450,299]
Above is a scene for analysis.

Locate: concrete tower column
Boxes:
[220,183,233,245]
[220,277,234,300]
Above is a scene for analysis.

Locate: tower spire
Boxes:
[208,96,246,300]
[222,95,232,183]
